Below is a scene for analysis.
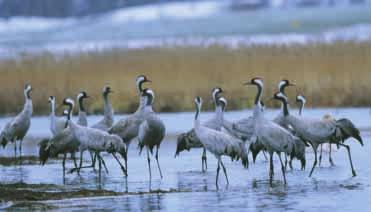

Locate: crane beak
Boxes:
[146,79,152,83]
[288,83,296,86]
[243,82,252,86]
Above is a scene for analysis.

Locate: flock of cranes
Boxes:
[177,77,363,187]
[0,76,364,188]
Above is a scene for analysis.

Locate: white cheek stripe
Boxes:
[77,93,83,100]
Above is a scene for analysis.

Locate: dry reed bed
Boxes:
[0,41,371,115]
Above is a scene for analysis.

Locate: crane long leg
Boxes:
[202,148,207,172]
[155,146,163,179]
[269,152,274,187]
[263,151,268,161]
[278,153,287,185]
[100,155,109,174]
[78,151,83,175]
[91,152,97,171]
[309,144,318,177]
[329,144,335,166]
[147,147,152,182]
[319,144,323,167]
[216,159,220,189]
[339,143,357,177]
[289,156,293,170]
[220,160,229,186]
[19,140,23,161]
[72,153,78,169]
[14,140,17,159]
[97,153,102,180]
[125,143,129,176]
[112,153,127,176]
[62,154,67,177]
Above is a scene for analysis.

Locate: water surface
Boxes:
[0,108,370,211]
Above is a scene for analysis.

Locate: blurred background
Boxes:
[0,0,371,114]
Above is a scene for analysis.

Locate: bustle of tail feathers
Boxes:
[138,142,156,155]
[336,118,363,145]
[291,137,306,170]
[224,142,249,169]
[107,127,114,134]
[175,130,202,157]
[250,140,265,163]
[336,118,363,143]
[0,133,8,148]
[38,138,51,165]
[175,132,190,157]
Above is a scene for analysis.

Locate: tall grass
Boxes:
[0,41,371,115]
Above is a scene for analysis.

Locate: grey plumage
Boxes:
[272,80,306,170]
[91,86,114,131]
[194,97,249,188]
[108,75,151,175]
[138,89,166,180]
[175,87,224,172]
[247,78,299,186]
[1,84,33,158]
[39,109,79,176]
[63,98,127,177]
[275,92,363,177]
[222,99,266,164]
[336,118,363,144]
[273,79,296,130]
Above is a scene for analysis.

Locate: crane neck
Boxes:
[78,97,86,112]
[194,104,200,122]
[23,98,33,117]
[299,102,304,116]
[215,105,223,121]
[103,93,114,120]
[254,84,263,106]
[49,100,56,116]
[282,99,289,116]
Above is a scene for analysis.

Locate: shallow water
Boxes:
[0,109,370,211]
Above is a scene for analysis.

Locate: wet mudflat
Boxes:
[0,109,370,211]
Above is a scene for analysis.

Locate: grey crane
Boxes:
[274,92,363,177]
[222,94,267,164]
[39,109,79,177]
[91,86,114,131]
[175,87,224,172]
[77,91,106,170]
[108,75,152,175]
[63,98,127,178]
[272,80,306,171]
[138,89,166,181]
[318,116,335,167]
[1,84,33,159]
[194,96,248,189]
[245,77,300,186]
[273,79,295,130]
[296,94,334,167]
[77,91,89,127]
[89,86,114,169]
